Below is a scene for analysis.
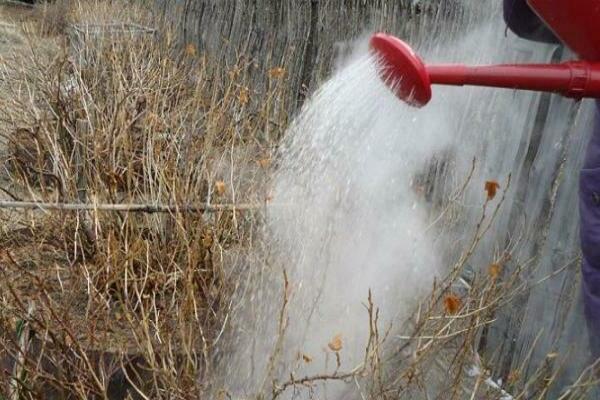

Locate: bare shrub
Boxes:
[0,1,284,398]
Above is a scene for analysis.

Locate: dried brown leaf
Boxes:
[257,158,271,169]
[443,294,461,315]
[268,66,285,79]
[485,180,500,200]
[238,87,249,105]
[185,43,197,57]
[488,263,502,280]
[201,229,213,249]
[215,180,226,196]
[297,352,313,363]
[328,334,343,352]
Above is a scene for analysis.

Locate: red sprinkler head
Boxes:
[370,33,432,107]
[370,32,600,108]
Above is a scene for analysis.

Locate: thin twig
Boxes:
[0,200,266,213]
[10,300,35,400]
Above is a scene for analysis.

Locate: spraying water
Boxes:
[268,50,448,376]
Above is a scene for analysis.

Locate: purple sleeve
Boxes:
[581,102,600,355]
[503,0,559,44]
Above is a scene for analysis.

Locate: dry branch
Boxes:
[0,0,33,8]
[0,200,265,213]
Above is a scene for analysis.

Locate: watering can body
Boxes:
[528,0,600,61]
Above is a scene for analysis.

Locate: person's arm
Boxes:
[581,104,600,265]
[503,0,559,44]
[581,104,600,355]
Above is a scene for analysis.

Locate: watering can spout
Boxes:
[370,33,600,107]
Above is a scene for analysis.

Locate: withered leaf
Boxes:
[268,66,286,79]
[328,334,343,352]
[184,43,197,57]
[216,390,228,400]
[215,180,226,196]
[297,352,313,363]
[238,87,249,105]
[488,263,502,280]
[257,158,271,169]
[443,294,462,315]
[484,180,500,200]
[201,230,213,249]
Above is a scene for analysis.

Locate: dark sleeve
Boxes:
[583,103,600,170]
[503,0,560,44]
[580,103,600,357]
[581,163,600,357]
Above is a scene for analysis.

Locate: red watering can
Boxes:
[371,0,600,107]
